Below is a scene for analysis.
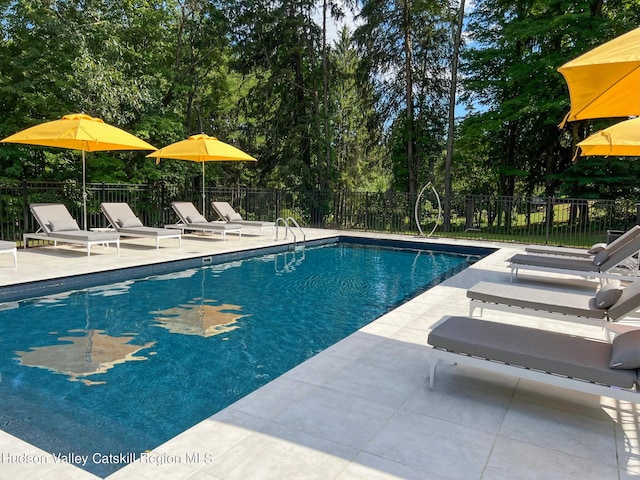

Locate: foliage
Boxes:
[555,157,640,199]
[331,28,390,191]
[459,0,640,199]
[1,1,640,201]
[355,0,452,193]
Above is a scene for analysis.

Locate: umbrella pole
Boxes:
[82,150,87,230]
[202,162,206,214]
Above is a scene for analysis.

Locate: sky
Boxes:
[313,1,360,45]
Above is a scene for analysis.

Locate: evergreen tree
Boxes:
[355,0,450,194]
[331,27,388,191]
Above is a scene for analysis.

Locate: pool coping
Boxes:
[0,235,496,305]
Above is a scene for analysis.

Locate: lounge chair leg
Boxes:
[469,304,483,317]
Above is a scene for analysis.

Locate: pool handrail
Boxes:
[275,217,305,249]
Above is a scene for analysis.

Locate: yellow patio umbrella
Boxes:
[576,117,640,157]
[147,133,257,212]
[558,27,640,126]
[1,113,156,229]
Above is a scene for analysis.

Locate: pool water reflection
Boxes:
[152,300,247,337]
[17,330,156,386]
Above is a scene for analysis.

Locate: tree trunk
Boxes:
[322,0,331,190]
[443,0,465,231]
[403,0,416,194]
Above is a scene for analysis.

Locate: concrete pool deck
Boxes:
[0,229,639,479]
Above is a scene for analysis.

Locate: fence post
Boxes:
[545,197,553,245]
[365,192,370,231]
[159,182,165,224]
[242,187,247,214]
[22,179,28,233]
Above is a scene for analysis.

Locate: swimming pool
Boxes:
[0,240,487,476]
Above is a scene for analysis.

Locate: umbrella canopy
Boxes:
[148,133,257,211]
[558,27,640,125]
[1,113,156,229]
[576,117,640,157]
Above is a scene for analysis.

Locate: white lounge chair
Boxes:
[212,201,275,236]
[428,316,640,403]
[467,279,640,326]
[524,225,640,258]
[171,202,242,240]
[25,203,120,256]
[101,202,181,249]
[509,233,640,281]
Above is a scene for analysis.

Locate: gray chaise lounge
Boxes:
[509,233,640,280]
[212,201,275,236]
[427,316,640,402]
[171,202,242,240]
[467,279,640,325]
[524,225,640,258]
[25,203,120,256]
[101,202,181,249]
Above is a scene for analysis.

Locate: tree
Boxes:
[227,0,324,190]
[443,0,465,231]
[355,0,451,194]
[460,0,640,204]
[556,156,640,199]
[331,28,388,191]
[0,0,177,183]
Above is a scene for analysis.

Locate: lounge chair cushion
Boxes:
[429,316,637,388]
[593,250,609,266]
[117,216,143,228]
[49,218,80,232]
[187,214,207,224]
[47,230,119,242]
[610,330,640,369]
[467,281,605,318]
[595,282,623,309]
[607,280,640,320]
[225,212,242,222]
[589,243,607,254]
[509,254,597,272]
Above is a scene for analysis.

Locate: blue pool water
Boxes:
[0,242,481,476]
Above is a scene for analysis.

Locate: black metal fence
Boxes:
[1,181,638,248]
